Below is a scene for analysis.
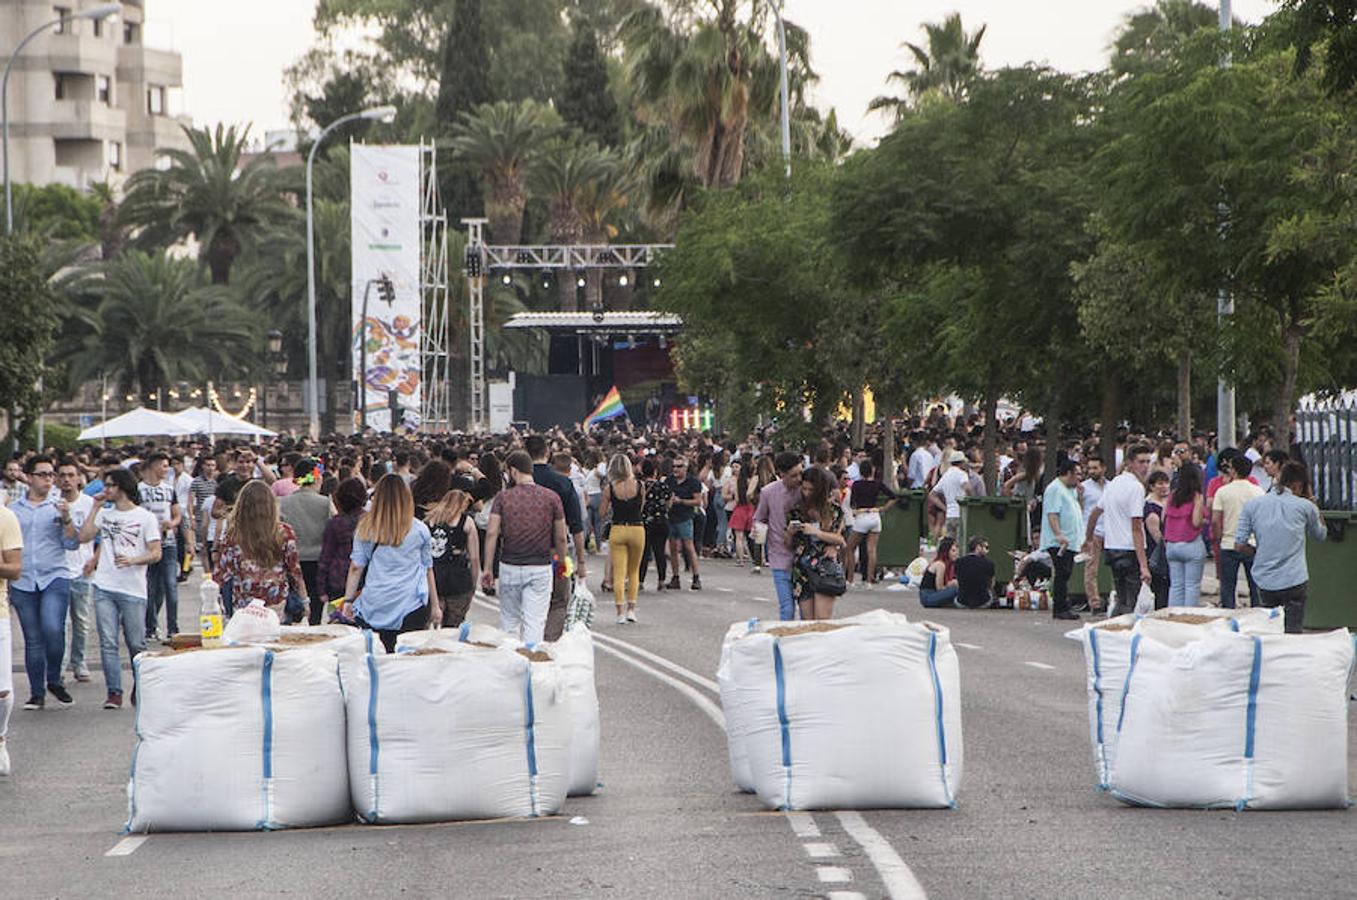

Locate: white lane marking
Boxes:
[105,836,147,857]
[828,893,867,900]
[785,811,820,838]
[1023,661,1056,670]
[592,643,726,729]
[804,842,841,859]
[835,811,927,900]
[955,642,983,650]
[817,867,853,884]
[716,587,734,593]
[752,596,773,603]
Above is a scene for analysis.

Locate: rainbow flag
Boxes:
[584,385,627,427]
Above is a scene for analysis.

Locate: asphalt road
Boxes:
[3,558,1354,899]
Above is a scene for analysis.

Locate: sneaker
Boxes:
[48,684,74,706]
[1053,610,1081,621]
[104,692,123,710]
[22,696,43,710]
[0,739,9,776]
[667,576,681,590]
[626,609,637,623]
[654,581,665,592]
[616,614,627,625]
[73,666,91,683]
[691,577,702,591]
[1070,600,1091,613]
[752,565,762,575]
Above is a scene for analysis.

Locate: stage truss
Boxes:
[420,141,451,432]
[461,219,673,431]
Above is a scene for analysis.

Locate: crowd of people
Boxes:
[0,413,1332,777]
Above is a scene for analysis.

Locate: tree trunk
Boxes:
[1043,385,1064,491]
[851,388,866,449]
[1176,348,1192,439]
[1274,324,1302,438]
[1100,367,1120,471]
[981,372,1000,494]
[882,413,897,491]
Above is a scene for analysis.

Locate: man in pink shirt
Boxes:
[753,451,804,621]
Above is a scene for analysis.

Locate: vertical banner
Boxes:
[351,144,422,431]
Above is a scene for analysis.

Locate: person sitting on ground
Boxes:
[956,536,997,608]
[918,536,960,609]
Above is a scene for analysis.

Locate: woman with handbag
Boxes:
[785,466,847,621]
[212,480,309,622]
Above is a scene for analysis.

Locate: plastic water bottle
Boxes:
[200,580,224,647]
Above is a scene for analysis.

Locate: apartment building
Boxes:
[0,0,189,190]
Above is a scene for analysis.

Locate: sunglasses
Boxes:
[31,470,55,477]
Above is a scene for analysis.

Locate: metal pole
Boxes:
[773,1,792,179]
[4,20,65,233]
[359,280,374,432]
[1216,0,1236,452]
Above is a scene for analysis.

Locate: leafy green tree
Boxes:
[452,100,562,244]
[868,12,986,120]
[1279,0,1357,95]
[0,236,59,437]
[118,124,295,284]
[435,0,491,220]
[8,183,101,242]
[560,21,623,148]
[1110,0,1232,76]
[837,67,1100,490]
[64,252,258,400]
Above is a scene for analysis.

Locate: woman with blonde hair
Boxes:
[598,452,646,624]
[212,480,309,620]
[423,488,481,629]
[342,474,439,651]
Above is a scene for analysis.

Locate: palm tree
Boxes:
[1110,0,1227,75]
[65,251,258,399]
[451,100,561,245]
[531,138,619,309]
[868,13,986,120]
[118,124,296,284]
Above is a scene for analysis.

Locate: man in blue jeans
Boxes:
[753,451,804,620]
[1211,455,1263,609]
[9,455,79,709]
[138,453,181,641]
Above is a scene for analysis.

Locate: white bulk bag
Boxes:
[717,609,911,794]
[1069,608,1284,789]
[125,641,350,832]
[1110,629,1355,810]
[550,625,600,797]
[728,614,961,811]
[342,632,570,823]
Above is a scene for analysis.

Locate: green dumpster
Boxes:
[959,496,1027,586]
[1303,511,1356,630]
[876,490,926,567]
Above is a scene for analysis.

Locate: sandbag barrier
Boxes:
[123,623,598,832]
[719,610,963,811]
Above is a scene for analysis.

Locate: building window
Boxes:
[147,86,164,116]
[123,22,139,44]
[108,141,122,171]
[54,74,67,101]
[97,75,111,105]
[93,18,103,38]
[53,7,71,33]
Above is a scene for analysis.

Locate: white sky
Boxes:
[152,0,1280,143]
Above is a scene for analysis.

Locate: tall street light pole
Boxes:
[2,3,121,450]
[1217,0,1236,451]
[305,104,396,440]
[772,0,792,179]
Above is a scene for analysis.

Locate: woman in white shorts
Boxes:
[844,460,898,588]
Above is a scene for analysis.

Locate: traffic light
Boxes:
[377,275,395,305]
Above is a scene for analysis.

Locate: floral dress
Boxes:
[788,503,844,602]
[213,522,304,612]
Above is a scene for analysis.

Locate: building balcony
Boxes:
[116,45,181,88]
[44,30,119,76]
[42,99,126,141]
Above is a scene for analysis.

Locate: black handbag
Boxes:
[1148,541,1168,578]
[804,555,847,597]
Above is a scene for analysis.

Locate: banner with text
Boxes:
[350,144,421,431]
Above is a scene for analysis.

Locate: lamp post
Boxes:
[771,0,792,179]
[305,105,396,440]
[3,3,120,450]
[1216,0,1236,451]
[263,329,284,429]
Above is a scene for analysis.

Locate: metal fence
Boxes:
[1296,395,1357,510]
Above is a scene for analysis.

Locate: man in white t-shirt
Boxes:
[56,460,96,683]
[930,451,971,537]
[78,468,162,710]
[1083,444,1153,616]
[907,433,936,488]
[171,456,195,583]
[138,453,181,640]
[1078,456,1107,610]
[0,503,23,775]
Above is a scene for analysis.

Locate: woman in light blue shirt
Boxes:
[342,474,439,652]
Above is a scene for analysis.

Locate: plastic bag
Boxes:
[223,599,281,644]
[1133,583,1154,616]
[566,580,596,630]
[751,522,768,546]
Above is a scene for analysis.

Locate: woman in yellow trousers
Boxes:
[599,453,647,624]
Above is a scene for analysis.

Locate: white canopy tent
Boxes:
[77,407,195,442]
[171,407,277,438]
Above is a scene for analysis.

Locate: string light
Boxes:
[501,274,512,286]
[618,274,629,287]
[207,382,257,419]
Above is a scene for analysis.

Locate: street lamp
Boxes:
[771,0,792,179]
[263,329,285,429]
[1216,0,1236,451]
[3,2,119,450]
[3,3,121,233]
[306,104,397,439]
